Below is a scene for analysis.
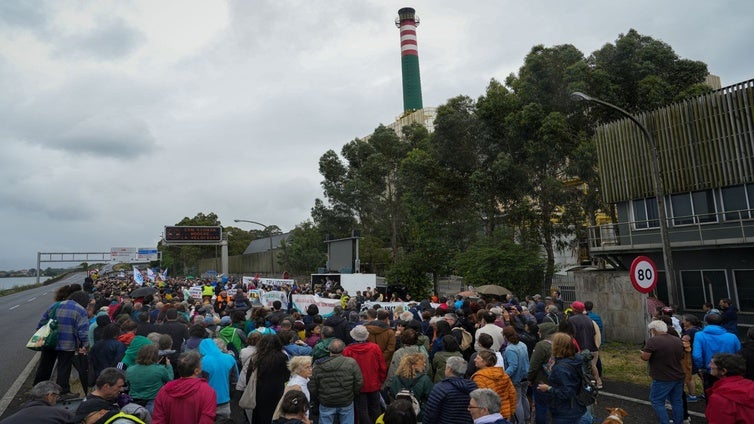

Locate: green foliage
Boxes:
[453,230,545,296]
[278,220,327,275]
[385,257,433,300]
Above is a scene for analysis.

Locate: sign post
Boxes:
[631,255,658,344]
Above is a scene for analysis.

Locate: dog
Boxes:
[602,407,628,424]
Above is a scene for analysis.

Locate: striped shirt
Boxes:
[37,300,90,351]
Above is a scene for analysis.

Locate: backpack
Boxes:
[452,327,473,352]
[395,389,421,416]
[565,350,599,406]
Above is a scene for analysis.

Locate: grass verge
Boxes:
[600,341,652,386]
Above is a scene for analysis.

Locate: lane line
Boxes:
[600,390,706,418]
[0,352,40,416]
[26,297,36,303]
[9,305,19,310]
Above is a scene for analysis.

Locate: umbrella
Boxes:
[457,290,477,298]
[130,286,157,298]
[475,284,512,297]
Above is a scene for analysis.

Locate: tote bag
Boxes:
[26,302,61,351]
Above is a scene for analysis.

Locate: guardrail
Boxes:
[588,209,754,251]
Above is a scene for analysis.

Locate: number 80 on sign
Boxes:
[630,255,658,293]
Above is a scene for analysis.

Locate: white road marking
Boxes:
[9,305,19,310]
[27,297,36,303]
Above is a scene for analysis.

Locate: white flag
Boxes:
[147,268,156,282]
[133,266,144,286]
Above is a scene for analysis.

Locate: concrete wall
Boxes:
[573,271,647,344]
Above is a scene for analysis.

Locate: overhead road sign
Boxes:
[164,226,222,244]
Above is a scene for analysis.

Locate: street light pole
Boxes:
[571,92,678,308]
[234,219,275,277]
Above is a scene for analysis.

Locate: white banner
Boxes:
[291,294,343,317]
[243,276,294,288]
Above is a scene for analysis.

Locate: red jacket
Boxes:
[343,341,387,392]
[705,375,754,424]
[152,377,216,424]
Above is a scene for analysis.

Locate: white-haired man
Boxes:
[641,320,684,424]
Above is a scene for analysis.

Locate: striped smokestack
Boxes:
[395,7,423,112]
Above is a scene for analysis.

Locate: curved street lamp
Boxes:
[234,219,275,276]
[571,92,678,308]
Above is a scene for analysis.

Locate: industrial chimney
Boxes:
[395,7,423,112]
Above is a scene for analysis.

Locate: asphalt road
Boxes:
[0,273,86,406]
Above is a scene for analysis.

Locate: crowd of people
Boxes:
[4,274,754,424]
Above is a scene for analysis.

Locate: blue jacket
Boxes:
[283,342,313,358]
[423,376,477,424]
[504,341,529,383]
[548,355,587,420]
[692,324,741,371]
[199,338,238,404]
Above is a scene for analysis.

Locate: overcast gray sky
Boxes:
[1,0,752,270]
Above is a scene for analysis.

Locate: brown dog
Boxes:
[602,407,628,424]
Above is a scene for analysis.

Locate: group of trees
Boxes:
[174,30,710,298]
[288,29,710,297]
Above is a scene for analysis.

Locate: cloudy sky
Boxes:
[1,0,752,270]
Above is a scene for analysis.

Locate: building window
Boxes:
[721,185,750,220]
[632,197,659,230]
[669,190,717,226]
[681,271,704,309]
[733,270,754,313]
[692,190,717,223]
[681,270,727,310]
[671,193,694,225]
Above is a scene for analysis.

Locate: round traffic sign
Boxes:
[630,255,658,293]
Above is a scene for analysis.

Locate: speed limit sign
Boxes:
[630,255,658,293]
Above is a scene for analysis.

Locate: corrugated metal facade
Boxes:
[595,79,754,203]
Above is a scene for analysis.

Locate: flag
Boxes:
[133,266,144,286]
[161,268,168,281]
[147,268,156,282]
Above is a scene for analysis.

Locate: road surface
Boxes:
[0,272,85,412]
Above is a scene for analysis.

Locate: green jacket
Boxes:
[308,354,363,407]
[389,373,433,421]
[126,363,174,400]
[432,351,462,383]
[312,337,334,361]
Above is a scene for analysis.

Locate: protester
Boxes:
[308,339,363,424]
[471,350,517,421]
[271,390,310,424]
[73,368,132,424]
[693,312,741,391]
[536,333,586,424]
[33,286,90,398]
[389,352,433,422]
[468,388,513,424]
[126,344,174,413]
[343,325,386,424]
[705,353,754,424]
[502,326,530,424]
[423,356,477,424]
[151,351,216,424]
[198,338,238,418]
[0,381,77,424]
[641,320,685,424]
[249,333,290,424]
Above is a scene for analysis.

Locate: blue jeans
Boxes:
[650,379,684,424]
[533,389,550,424]
[319,402,355,424]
